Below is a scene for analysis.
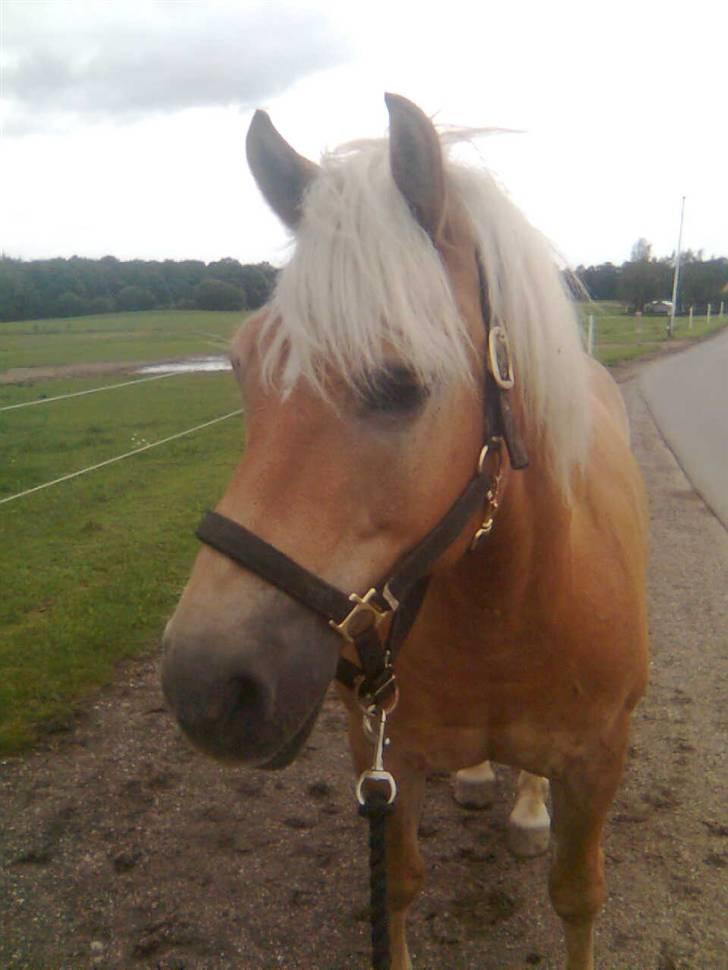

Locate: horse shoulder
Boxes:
[560,363,649,703]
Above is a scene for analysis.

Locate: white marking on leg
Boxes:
[507,771,551,857]
[453,760,496,808]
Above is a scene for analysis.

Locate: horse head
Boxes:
[161,95,497,766]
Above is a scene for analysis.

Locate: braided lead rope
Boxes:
[356,702,398,970]
[359,791,395,969]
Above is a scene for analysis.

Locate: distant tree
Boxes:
[619,258,672,312]
[88,296,115,314]
[206,258,247,292]
[195,279,245,311]
[0,258,42,321]
[617,240,672,311]
[55,291,89,317]
[240,264,272,308]
[117,285,156,311]
[680,257,728,309]
[162,259,206,305]
[576,262,619,301]
[630,238,653,262]
[205,259,277,308]
[256,262,278,299]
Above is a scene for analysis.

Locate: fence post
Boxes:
[720,301,725,318]
[689,306,694,330]
[587,314,595,356]
[707,304,712,327]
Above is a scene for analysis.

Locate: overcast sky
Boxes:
[1,0,726,269]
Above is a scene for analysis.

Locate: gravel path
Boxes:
[1,361,726,969]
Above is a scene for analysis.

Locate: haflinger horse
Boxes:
[161,94,649,969]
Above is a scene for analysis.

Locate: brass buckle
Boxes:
[470,495,498,551]
[329,588,393,643]
[470,445,504,552]
[488,324,515,390]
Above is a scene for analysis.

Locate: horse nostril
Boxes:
[230,675,271,724]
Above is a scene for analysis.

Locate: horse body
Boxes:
[161,95,648,969]
[340,353,647,968]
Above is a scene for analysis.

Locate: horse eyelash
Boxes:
[359,366,430,415]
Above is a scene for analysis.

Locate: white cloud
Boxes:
[1,0,350,133]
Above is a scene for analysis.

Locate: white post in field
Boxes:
[720,301,725,318]
[707,304,712,327]
[689,306,694,330]
[668,195,686,339]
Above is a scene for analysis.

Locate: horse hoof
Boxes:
[507,803,551,857]
[453,763,496,809]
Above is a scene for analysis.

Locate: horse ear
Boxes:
[246,110,319,229]
[385,93,446,242]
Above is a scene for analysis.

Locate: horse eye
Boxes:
[360,366,429,415]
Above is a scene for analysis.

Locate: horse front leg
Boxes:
[348,718,426,970]
[548,743,627,970]
[384,760,426,970]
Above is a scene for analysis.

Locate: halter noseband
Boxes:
[195,254,528,709]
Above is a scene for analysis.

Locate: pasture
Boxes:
[1,305,726,754]
[0,309,241,371]
[0,311,245,752]
[582,303,726,364]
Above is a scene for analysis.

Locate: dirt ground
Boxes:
[1,361,726,969]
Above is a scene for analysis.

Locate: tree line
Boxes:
[2,244,727,324]
[0,255,278,323]
[576,240,728,312]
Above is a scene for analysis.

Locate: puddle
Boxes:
[136,356,232,375]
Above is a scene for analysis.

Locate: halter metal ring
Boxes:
[477,444,489,475]
[488,324,515,389]
[357,680,400,718]
[356,769,398,806]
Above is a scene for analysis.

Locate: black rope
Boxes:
[359,792,395,970]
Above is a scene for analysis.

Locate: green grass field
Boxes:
[0,309,242,370]
[578,302,727,364]
[0,305,726,753]
[0,370,243,752]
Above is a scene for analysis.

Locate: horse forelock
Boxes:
[256,133,591,497]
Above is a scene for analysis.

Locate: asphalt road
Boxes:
[641,328,728,528]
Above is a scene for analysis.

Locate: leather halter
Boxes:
[195,254,528,709]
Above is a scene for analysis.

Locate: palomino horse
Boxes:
[162,94,649,969]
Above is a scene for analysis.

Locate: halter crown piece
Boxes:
[195,254,528,712]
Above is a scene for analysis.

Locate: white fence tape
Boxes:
[0,409,242,506]
[0,371,179,412]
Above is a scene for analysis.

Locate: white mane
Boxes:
[260,134,591,495]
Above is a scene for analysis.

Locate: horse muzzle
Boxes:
[160,595,340,767]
